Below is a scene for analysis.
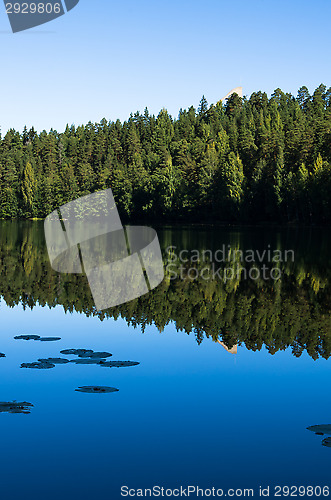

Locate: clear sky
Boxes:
[1,0,330,134]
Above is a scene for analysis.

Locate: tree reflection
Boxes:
[1,222,331,360]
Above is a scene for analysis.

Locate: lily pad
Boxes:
[80,351,112,359]
[0,401,33,414]
[21,362,55,369]
[60,349,93,356]
[14,335,41,341]
[307,424,331,435]
[72,359,105,365]
[7,409,31,414]
[38,337,61,342]
[75,386,119,393]
[99,360,140,368]
[0,353,5,358]
[322,437,331,448]
[38,358,70,364]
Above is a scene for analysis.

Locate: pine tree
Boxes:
[22,162,37,217]
[198,95,208,116]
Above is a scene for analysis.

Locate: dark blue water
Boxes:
[1,303,330,499]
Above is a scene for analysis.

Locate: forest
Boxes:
[0,84,330,223]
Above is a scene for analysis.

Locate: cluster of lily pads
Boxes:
[20,347,139,371]
[14,335,61,342]
[0,401,33,414]
[1,339,140,406]
[307,424,331,448]
[19,347,140,394]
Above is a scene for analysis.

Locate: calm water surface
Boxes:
[0,222,330,499]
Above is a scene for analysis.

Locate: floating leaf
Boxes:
[38,337,61,342]
[75,386,119,394]
[38,358,70,364]
[322,437,331,448]
[99,361,140,368]
[60,349,93,356]
[72,359,104,365]
[80,351,112,359]
[14,335,40,341]
[21,362,55,369]
[307,424,331,435]
[0,401,33,414]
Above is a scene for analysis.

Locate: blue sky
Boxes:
[1,0,330,134]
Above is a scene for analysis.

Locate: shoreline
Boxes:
[1,218,331,230]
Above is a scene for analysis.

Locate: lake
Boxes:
[0,221,330,499]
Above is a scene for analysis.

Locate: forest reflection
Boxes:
[1,221,331,360]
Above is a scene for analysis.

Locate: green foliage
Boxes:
[0,84,331,223]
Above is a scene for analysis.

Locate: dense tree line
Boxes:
[1,84,331,223]
[1,222,331,359]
